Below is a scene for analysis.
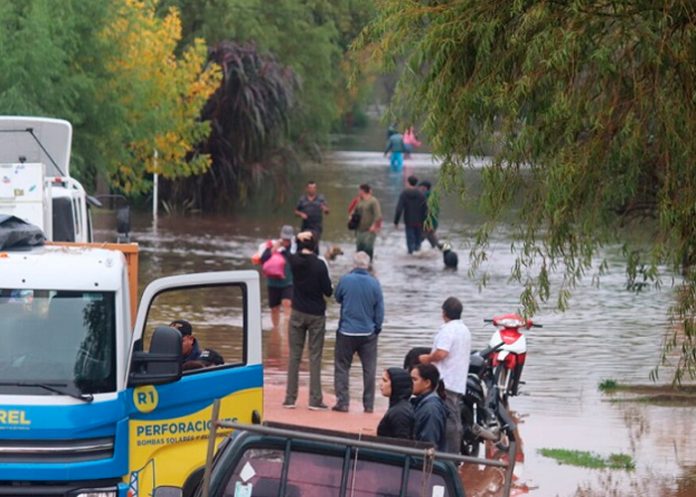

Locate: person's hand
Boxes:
[272,239,283,250]
[323,207,330,215]
[296,231,314,242]
[418,353,430,364]
[300,212,308,220]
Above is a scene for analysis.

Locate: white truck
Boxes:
[0,116,98,242]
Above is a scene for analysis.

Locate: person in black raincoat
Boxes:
[376,368,414,440]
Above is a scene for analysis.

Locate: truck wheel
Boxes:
[182,468,204,497]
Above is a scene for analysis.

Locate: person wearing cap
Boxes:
[169,319,201,363]
[294,181,329,253]
[182,348,225,371]
[259,225,295,331]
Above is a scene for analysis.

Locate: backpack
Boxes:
[347,210,361,230]
[262,251,286,279]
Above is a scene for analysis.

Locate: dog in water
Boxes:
[439,242,458,269]
[325,245,344,261]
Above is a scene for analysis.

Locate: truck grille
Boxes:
[0,437,113,463]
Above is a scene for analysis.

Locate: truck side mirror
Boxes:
[128,326,182,387]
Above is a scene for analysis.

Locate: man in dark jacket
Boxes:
[282,231,333,410]
[377,368,414,440]
[394,175,427,254]
[332,251,384,413]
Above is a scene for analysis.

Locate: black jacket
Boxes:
[412,391,448,451]
[394,188,427,227]
[286,251,332,315]
[377,368,414,440]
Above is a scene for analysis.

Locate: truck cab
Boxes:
[0,238,263,497]
[0,116,95,242]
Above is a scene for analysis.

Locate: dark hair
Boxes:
[359,183,371,194]
[307,180,316,186]
[170,319,192,336]
[418,180,432,190]
[414,363,446,400]
[442,297,463,320]
[407,175,418,186]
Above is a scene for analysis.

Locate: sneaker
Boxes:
[308,402,329,411]
[331,404,349,413]
[282,401,296,409]
[364,407,374,414]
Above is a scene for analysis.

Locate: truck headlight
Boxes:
[72,488,117,497]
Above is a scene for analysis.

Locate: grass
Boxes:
[597,379,696,406]
[538,448,635,470]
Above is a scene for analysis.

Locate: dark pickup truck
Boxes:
[195,422,467,497]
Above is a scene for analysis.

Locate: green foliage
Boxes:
[163,0,377,146]
[539,448,635,470]
[598,379,618,392]
[360,0,696,380]
[164,42,299,211]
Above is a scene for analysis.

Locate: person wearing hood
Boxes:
[376,368,415,440]
[410,363,448,451]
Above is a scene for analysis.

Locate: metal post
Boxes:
[202,399,221,497]
[152,150,159,220]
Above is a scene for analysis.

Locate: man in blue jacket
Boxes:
[332,251,384,413]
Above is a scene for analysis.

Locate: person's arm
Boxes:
[414,403,439,445]
[335,277,344,304]
[319,194,330,214]
[394,192,404,226]
[370,199,383,233]
[320,264,333,297]
[373,282,384,332]
[294,198,308,220]
[384,138,392,155]
[391,408,414,440]
[418,349,448,364]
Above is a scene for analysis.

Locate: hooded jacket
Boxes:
[376,368,414,440]
[394,187,427,227]
[411,390,448,451]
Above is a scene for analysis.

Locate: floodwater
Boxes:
[103,149,696,497]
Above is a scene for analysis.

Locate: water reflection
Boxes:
[96,150,696,496]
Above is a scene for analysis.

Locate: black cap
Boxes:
[169,319,192,336]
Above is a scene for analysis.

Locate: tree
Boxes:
[164,42,299,210]
[359,1,696,381]
[99,0,221,194]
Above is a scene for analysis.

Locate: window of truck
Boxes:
[221,446,453,497]
[0,289,116,395]
[140,283,246,370]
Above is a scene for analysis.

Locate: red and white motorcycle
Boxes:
[485,314,542,407]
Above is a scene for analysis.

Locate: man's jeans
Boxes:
[444,389,464,454]
[285,310,326,406]
[334,332,378,410]
[405,225,423,254]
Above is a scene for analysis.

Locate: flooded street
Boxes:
[105,150,696,497]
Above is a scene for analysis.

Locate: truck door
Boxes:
[125,270,262,497]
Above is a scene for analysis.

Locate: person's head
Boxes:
[359,183,371,200]
[407,175,418,187]
[411,363,440,396]
[441,297,463,322]
[296,231,316,252]
[381,367,413,405]
[306,181,317,196]
[170,319,194,355]
[280,225,294,248]
[418,180,432,193]
[353,251,370,270]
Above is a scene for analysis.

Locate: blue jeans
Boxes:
[405,225,422,254]
[389,151,403,172]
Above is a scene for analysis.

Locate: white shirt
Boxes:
[432,319,471,395]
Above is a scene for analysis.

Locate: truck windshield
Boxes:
[0,289,116,395]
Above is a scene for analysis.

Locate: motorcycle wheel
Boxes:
[460,404,480,458]
[495,365,510,408]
